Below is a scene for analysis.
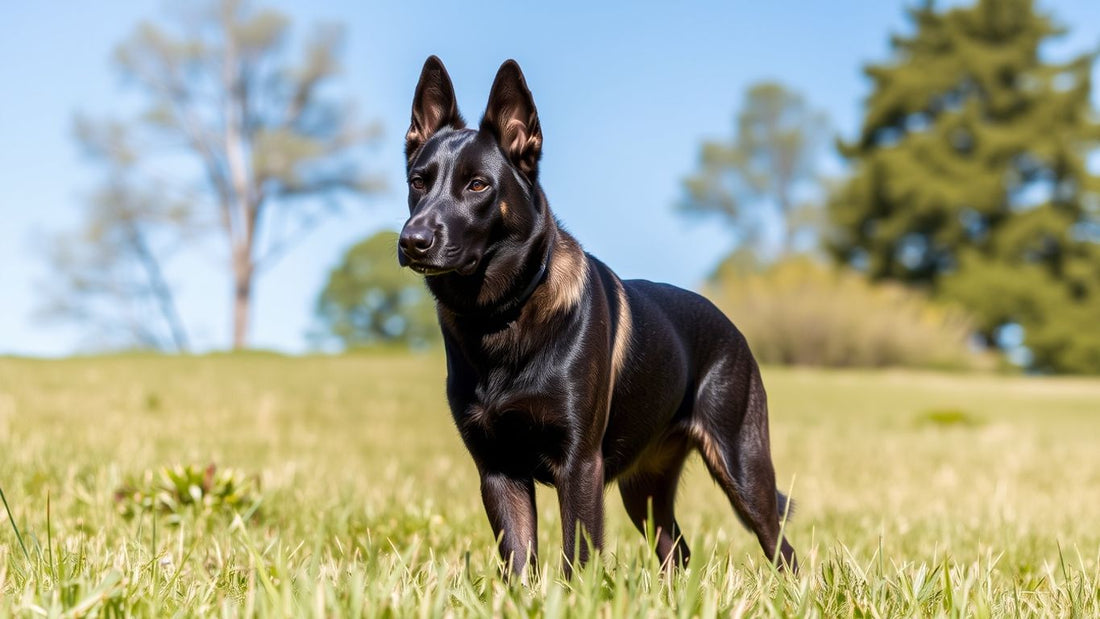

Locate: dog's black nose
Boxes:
[399,226,436,259]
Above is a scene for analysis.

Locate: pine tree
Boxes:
[829,0,1100,373]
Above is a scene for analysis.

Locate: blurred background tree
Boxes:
[680,82,830,266]
[313,231,438,350]
[828,0,1100,372]
[50,0,383,351]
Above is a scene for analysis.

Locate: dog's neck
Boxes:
[501,237,554,316]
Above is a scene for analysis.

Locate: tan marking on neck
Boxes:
[479,230,588,357]
[536,231,588,322]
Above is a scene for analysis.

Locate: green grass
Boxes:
[1,353,1098,616]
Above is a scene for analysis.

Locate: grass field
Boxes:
[1,353,1098,616]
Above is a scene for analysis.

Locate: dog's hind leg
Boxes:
[692,359,798,572]
[618,434,692,569]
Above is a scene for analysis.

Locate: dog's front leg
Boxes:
[480,472,537,578]
[556,452,605,577]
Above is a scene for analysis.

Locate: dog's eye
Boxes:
[409,176,425,191]
[467,179,490,192]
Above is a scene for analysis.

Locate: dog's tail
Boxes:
[777,491,796,523]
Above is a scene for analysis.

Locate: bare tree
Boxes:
[59,0,383,349]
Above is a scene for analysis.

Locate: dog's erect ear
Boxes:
[406,56,465,164]
[480,60,542,180]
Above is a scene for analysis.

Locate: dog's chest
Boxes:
[456,369,571,480]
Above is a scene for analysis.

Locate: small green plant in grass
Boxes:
[113,463,261,524]
[914,408,985,428]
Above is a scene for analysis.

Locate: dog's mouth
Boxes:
[408,264,453,276]
[407,256,480,277]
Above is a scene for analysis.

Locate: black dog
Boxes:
[398,56,797,576]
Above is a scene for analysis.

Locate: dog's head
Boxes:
[398,56,544,278]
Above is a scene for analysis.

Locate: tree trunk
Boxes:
[222,16,256,351]
[232,248,253,350]
[777,184,794,258]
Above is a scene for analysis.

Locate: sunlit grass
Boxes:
[1,353,1098,616]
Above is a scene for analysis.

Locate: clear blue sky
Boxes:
[2,1,1098,356]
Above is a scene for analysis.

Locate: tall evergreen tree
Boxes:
[829,0,1100,373]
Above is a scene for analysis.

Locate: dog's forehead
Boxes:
[416,129,473,163]
[414,128,501,170]
[438,128,479,150]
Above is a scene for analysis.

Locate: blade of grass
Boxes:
[0,484,29,562]
[47,490,58,582]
